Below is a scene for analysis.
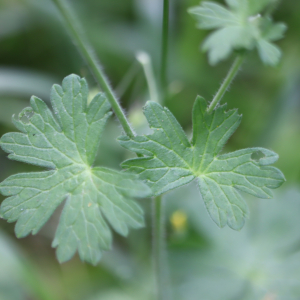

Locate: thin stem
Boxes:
[160,0,170,100]
[137,51,160,103]
[207,55,245,113]
[51,0,136,139]
[152,2,172,299]
[115,61,140,98]
[153,196,170,300]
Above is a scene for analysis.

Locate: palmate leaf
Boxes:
[188,0,287,65]
[0,74,151,265]
[119,97,285,230]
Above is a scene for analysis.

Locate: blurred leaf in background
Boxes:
[188,0,287,65]
[0,231,28,300]
[166,184,300,300]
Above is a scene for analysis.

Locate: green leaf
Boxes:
[261,19,287,41]
[188,0,286,65]
[188,2,238,30]
[257,39,281,66]
[226,0,272,15]
[247,0,278,15]
[0,74,151,265]
[202,26,255,65]
[119,97,285,230]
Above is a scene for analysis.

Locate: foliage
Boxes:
[0,74,151,265]
[119,97,284,230]
[0,0,296,298]
[166,185,300,300]
[189,0,287,65]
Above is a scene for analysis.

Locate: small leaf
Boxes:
[0,74,151,265]
[189,0,286,65]
[119,97,285,230]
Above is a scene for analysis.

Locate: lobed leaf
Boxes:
[0,74,151,265]
[188,2,238,30]
[119,97,285,230]
[188,0,287,65]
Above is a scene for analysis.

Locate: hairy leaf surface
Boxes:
[119,97,285,230]
[188,0,286,65]
[0,74,151,265]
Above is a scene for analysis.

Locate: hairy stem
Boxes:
[152,3,172,300]
[153,196,170,300]
[51,0,136,139]
[160,0,170,100]
[207,55,244,113]
[137,51,160,103]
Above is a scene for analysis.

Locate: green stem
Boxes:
[153,196,170,300]
[137,51,160,103]
[152,2,172,299]
[207,55,244,113]
[116,61,140,98]
[51,0,136,139]
[160,0,170,100]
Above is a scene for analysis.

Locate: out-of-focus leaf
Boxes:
[188,2,238,29]
[189,0,287,65]
[88,274,154,300]
[262,19,287,41]
[165,185,300,300]
[226,0,274,15]
[0,230,57,300]
[0,231,25,300]
[257,39,281,66]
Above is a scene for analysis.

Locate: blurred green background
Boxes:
[0,0,300,299]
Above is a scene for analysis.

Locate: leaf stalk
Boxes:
[207,55,244,113]
[153,195,171,300]
[51,0,136,139]
[160,0,170,101]
[137,51,160,103]
[152,2,172,300]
